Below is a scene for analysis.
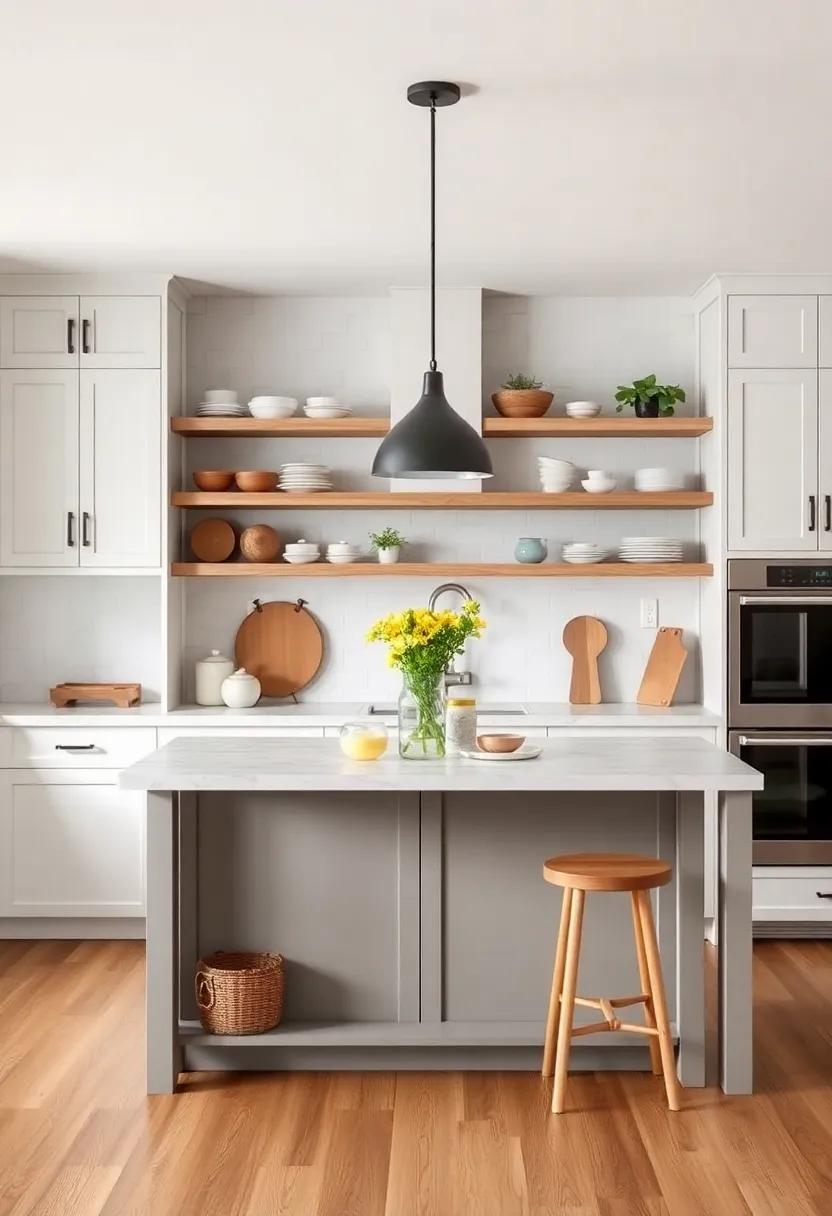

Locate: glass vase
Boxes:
[398,671,446,759]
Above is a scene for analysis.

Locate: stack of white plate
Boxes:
[565,400,602,419]
[249,395,298,419]
[562,542,606,565]
[283,539,321,565]
[634,467,683,492]
[304,397,353,420]
[326,541,363,564]
[537,456,576,492]
[195,390,248,417]
[278,463,334,492]
[619,537,683,563]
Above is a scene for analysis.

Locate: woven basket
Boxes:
[195,951,284,1035]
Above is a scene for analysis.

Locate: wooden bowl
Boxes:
[491,390,554,418]
[240,525,282,563]
[477,733,525,754]
[235,470,278,492]
[190,517,236,563]
[193,470,235,492]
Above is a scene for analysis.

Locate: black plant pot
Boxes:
[634,399,660,418]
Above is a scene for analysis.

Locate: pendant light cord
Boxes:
[429,96,437,372]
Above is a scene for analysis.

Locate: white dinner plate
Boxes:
[460,745,542,762]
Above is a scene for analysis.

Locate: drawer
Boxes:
[753,871,832,922]
[157,727,324,745]
[3,727,157,769]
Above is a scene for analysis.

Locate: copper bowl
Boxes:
[476,733,525,754]
[193,470,235,492]
[235,470,279,493]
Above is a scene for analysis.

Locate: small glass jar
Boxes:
[339,719,389,761]
[445,696,477,756]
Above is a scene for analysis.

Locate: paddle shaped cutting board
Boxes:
[637,627,687,706]
[235,599,323,698]
[562,616,608,704]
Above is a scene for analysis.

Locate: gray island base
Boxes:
[119,737,762,1096]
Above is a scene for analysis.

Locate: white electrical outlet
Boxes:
[640,598,658,629]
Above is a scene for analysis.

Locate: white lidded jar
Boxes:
[195,649,235,706]
[445,697,477,756]
[220,667,262,709]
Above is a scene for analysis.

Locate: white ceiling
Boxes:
[3,0,832,295]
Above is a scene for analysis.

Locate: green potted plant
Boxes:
[614,374,686,419]
[370,526,406,565]
[492,374,554,419]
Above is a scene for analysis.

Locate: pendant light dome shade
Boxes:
[372,81,493,481]
[372,371,493,479]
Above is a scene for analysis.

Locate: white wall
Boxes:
[0,578,161,702]
[181,293,701,705]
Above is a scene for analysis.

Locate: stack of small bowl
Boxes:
[562,542,606,566]
[283,539,320,565]
[248,396,298,419]
[326,541,363,564]
[537,456,576,492]
[304,397,353,420]
[634,467,683,492]
[564,400,602,419]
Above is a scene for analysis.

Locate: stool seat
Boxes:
[543,852,672,892]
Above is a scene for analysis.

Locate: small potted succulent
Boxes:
[615,374,686,419]
[370,526,405,564]
[492,374,554,419]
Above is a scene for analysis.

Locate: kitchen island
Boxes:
[120,736,762,1095]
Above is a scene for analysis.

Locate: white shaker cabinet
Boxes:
[727,368,818,551]
[0,369,79,566]
[0,771,145,918]
[79,370,161,567]
[818,370,832,551]
[0,296,79,368]
[79,296,160,369]
[728,295,817,368]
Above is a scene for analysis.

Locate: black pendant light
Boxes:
[372,81,493,480]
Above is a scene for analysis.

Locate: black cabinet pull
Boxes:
[54,743,96,751]
[82,318,91,354]
[67,317,75,354]
[66,511,75,547]
[809,495,816,532]
[82,511,91,547]
[825,495,831,532]
[816,891,832,899]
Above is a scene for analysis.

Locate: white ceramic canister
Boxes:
[220,667,262,709]
[195,649,235,706]
[445,697,477,756]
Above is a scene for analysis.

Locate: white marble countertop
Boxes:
[120,736,760,793]
[0,701,722,729]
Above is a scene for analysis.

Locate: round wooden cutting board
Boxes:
[234,599,323,698]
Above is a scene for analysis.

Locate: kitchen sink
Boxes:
[365,703,528,716]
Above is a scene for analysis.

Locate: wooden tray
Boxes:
[50,682,142,709]
[235,599,323,698]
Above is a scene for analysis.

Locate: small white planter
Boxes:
[377,546,400,565]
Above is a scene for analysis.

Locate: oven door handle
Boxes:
[738,735,832,746]
[738,595,832,606]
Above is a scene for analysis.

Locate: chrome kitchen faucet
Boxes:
[428,583,475,688]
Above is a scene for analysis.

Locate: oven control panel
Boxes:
[768,565,832,587]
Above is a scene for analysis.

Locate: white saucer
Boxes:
[460,745,542,762]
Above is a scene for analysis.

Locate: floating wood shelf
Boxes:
[172,490,713,510]
[172,562,713,578]
[170,416,714,439]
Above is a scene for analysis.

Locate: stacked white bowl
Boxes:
[565,400,602,418]
[634,467,683,492]
[283,539,321,565]
[248,395,298,419]
[562,542,606,565]
[326,541,363,564]
[304,397,353,420]
[537,456,576,492]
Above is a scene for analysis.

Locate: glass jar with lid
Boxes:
[445,696,477,756]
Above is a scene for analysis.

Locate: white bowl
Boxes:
[581,477,617,494]
[327,541,361,554]
[250,403,298,419]
[565,401,601,417]
[250,395,297,408]
[203,389,238,404]
[326,554,362,564]
[306,396,337,408]
[283,554,320,565]
[537,456,575,469]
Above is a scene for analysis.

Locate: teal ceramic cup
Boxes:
[515,537,548,563]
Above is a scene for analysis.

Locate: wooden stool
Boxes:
[540,852,681,1114]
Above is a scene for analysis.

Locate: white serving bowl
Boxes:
[581,477,617,494]
[203,389,238,404]
[565,401,602,417]
[326,554,362,564]
[283,554,320,565]
[250,403,298,419]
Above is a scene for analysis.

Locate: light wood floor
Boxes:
[0,940,830,1215]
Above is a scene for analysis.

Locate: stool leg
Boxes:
[542,886,573,1077]
[552,888,584,1114]
[630,892,662,1076]
[636,889,682,1111]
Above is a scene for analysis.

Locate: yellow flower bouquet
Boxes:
[367,601,486,758]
